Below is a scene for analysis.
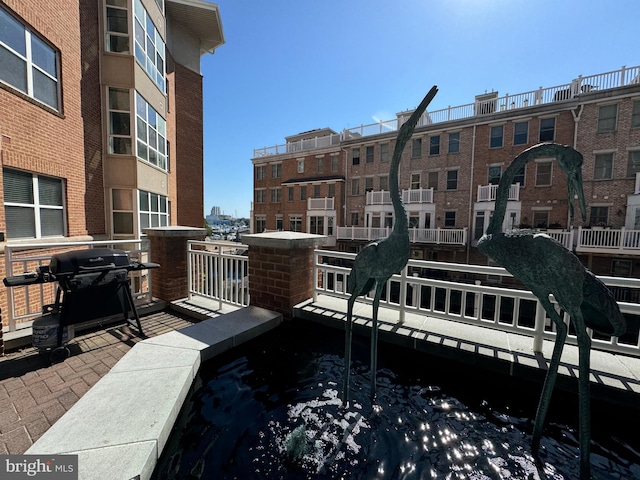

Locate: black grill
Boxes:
[4,247,159,358]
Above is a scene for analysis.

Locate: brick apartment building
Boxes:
[0,0,224,330]
[251,65,640,278]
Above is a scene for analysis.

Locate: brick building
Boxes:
[0,0,224,328]
[251,65,640,278]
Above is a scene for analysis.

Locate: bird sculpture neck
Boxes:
[486,151,530,236]
[389,146,407,235]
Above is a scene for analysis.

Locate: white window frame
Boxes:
[136,91,167,170]
[134,0,165,91]
[138,190,169,234]
[108,87,132,154]
[105,0,130,53]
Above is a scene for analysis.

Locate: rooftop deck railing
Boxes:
[254,65,640,158]
[3,239,152,332]
[187,240,250,309]
[308,197,335,210]
[313,250,640,357]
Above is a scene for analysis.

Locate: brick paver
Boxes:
[0,310,196,454]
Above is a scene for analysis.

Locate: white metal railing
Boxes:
[188,241,250,309]
[313,250,640,357]
[3,239,152,332]
[366,188,434,206]
[336,226,467,245]
[308,197,335,210]
[254,65,640,158]
[477,183,520,202]
[366,190,391,205]
[576,227,640,254]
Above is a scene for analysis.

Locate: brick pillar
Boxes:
[243,232,327,320]
[144,226,206,303]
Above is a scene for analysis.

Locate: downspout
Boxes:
[466,124,477,264]
[570,105,584,234]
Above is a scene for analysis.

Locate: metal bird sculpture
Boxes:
[477,143,626,479]
[342,86,438,404]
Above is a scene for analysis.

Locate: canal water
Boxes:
[153,321,640,479]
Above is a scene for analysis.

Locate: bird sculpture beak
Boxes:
[567,167,587,222]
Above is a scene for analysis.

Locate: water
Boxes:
[153,321,640,480]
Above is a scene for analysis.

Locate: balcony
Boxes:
[308,197,335,210]
[366,188,434,206]
[337,226,467,245]
[576,227,640,255]
[477,183,520,202]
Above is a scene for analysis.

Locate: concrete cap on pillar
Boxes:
[242,231,328,249]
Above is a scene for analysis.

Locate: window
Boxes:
[112,189,133,236]
[380,143,389,162]
[136,91,167,170]
[106,0,129,53]
[410,173,421,189]
[351,178,359,195]
[310,216,324,235]
[590,206,609,226]
[365,146,374,163]
[411,138,422,158]
[444,211,456,227]
[513,166,525,187]
[488,166,501,185]
[632,101,640,128]
[627,150,640,177]
[276,216,283,231]
[139,190,169,231]
[350,212,359,226]
[612,259,632,277]
[379,175,389,191]
[255,189,265,204]
[328,183,335,198]
[270,187,281,203]
[288,186,294,201]
[108,87,132,154]
[134,0,165,91]
[256,165,266,180]
[317,157,324,173]
[330,155,339,172]
[594,153,613,180]
[255,216,266,233]
[271,163,281,178]
[539,118,555,142]
[490,125,504,148]
[364,177,374,193]
[313,184,321,198]
[597,104,618,132]
[352,148,360,165]
[514,121,529,145]
[427,171,438,190]
[409,213,419,229]
[297,159,304,173]
[448,132,460,153]
[446,170,458,190]
[532,210,549,229]
[300,186,307,201]
[474,211,485,240]
[289,215,302,232]
[429,135,440,155]
[0,7,60,109]
[535,161,552,186]
[3,168,64,239]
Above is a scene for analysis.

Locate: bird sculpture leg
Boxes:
[370,282,385,399]
[572,311,592,480]
[342,292,358,406]
[532,297,568,457]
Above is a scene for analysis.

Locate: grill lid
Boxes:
[49,248,131,276]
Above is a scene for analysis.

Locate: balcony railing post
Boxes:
[399,266,407,324]
[533,300,546,353]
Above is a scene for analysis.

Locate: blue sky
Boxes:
[201,0,637,219]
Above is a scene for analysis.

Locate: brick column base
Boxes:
[243,232,327,320]
[144,226,206,303]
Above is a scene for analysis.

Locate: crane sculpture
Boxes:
[477,143,626,479]
[342,86,438,404]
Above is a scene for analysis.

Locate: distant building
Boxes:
[251,65,640,278]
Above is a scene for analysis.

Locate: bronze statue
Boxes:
[342,86,438,404]
[477,143,627,479]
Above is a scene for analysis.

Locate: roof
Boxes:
[166,0,225,54]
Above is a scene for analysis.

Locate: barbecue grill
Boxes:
[3,248,159,361]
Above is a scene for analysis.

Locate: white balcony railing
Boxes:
[337,226,467,245]
[366,188,434,206]
[477,183,520,202]
[576,227,640,255]
[308,197,335,210]
[635,172,640,194]
[188,241,250,309]
[254,65,640,158]
[313,250,640,357]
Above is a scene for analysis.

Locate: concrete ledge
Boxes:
[242,231,327,249]
[27,306,283,480]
